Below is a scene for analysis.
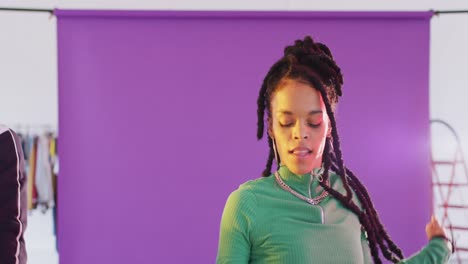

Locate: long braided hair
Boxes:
[256,36,404,264]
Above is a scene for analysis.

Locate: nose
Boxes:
[293,122,309,140]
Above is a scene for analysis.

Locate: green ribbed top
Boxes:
[216,165,452,263]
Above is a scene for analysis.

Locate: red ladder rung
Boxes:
[447,226,468,231]
[439,204,468,209]
[433,160,464,165]
[432,183,468,187]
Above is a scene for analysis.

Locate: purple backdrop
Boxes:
[56,10,431,263]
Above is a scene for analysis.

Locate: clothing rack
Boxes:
[11,123,57,135]
[12,125,58,212]
[11,125,60,251]
[0,7,53,14]
[433,10,468,15]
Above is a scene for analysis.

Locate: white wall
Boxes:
[431,13,468,155]
[1,1,468,263]
[0,10,57,131]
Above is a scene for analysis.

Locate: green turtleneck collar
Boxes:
[276,165,325,197]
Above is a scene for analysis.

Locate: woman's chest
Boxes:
[249,196,365,263]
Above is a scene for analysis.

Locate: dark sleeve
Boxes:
[0,128,28,264]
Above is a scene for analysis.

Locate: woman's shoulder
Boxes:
[222,177,273,215]
[237,174,275,193]
[226,175,275,202]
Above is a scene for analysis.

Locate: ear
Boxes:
[267,117,274,139]
[326,118,332,138]
[268,127,274,139]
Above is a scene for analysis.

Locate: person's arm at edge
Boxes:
[0,127,28,264]
[361,216,453,264]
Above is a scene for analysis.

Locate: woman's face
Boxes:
[269,79,331,175]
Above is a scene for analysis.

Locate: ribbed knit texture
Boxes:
[217,165,452,264]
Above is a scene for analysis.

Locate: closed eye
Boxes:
[279,122,322,128]
[279,123,293,127]
[309,122,322,128]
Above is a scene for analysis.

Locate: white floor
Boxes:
[24,209,59,264]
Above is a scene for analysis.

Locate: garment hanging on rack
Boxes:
[18,132,57,212]
[26,135,38,210]
[50,136,59,248]
[35,134,54,209]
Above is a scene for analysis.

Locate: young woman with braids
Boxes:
[216,36,453,264]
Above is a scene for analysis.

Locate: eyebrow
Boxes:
[278,110,323,115]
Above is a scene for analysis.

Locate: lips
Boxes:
[289,147,312,157]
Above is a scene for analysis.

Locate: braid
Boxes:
[340,164,402,262]
[343,166,404,260]
[262,137,275,177]
[328,149,403,258]
[321,95,404,262]
[257,81,267,140]
[257,60,291,177]
[324,142,404,262]
[314,82,352,201]
[320,141,383,264]
[323,115,404,262]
